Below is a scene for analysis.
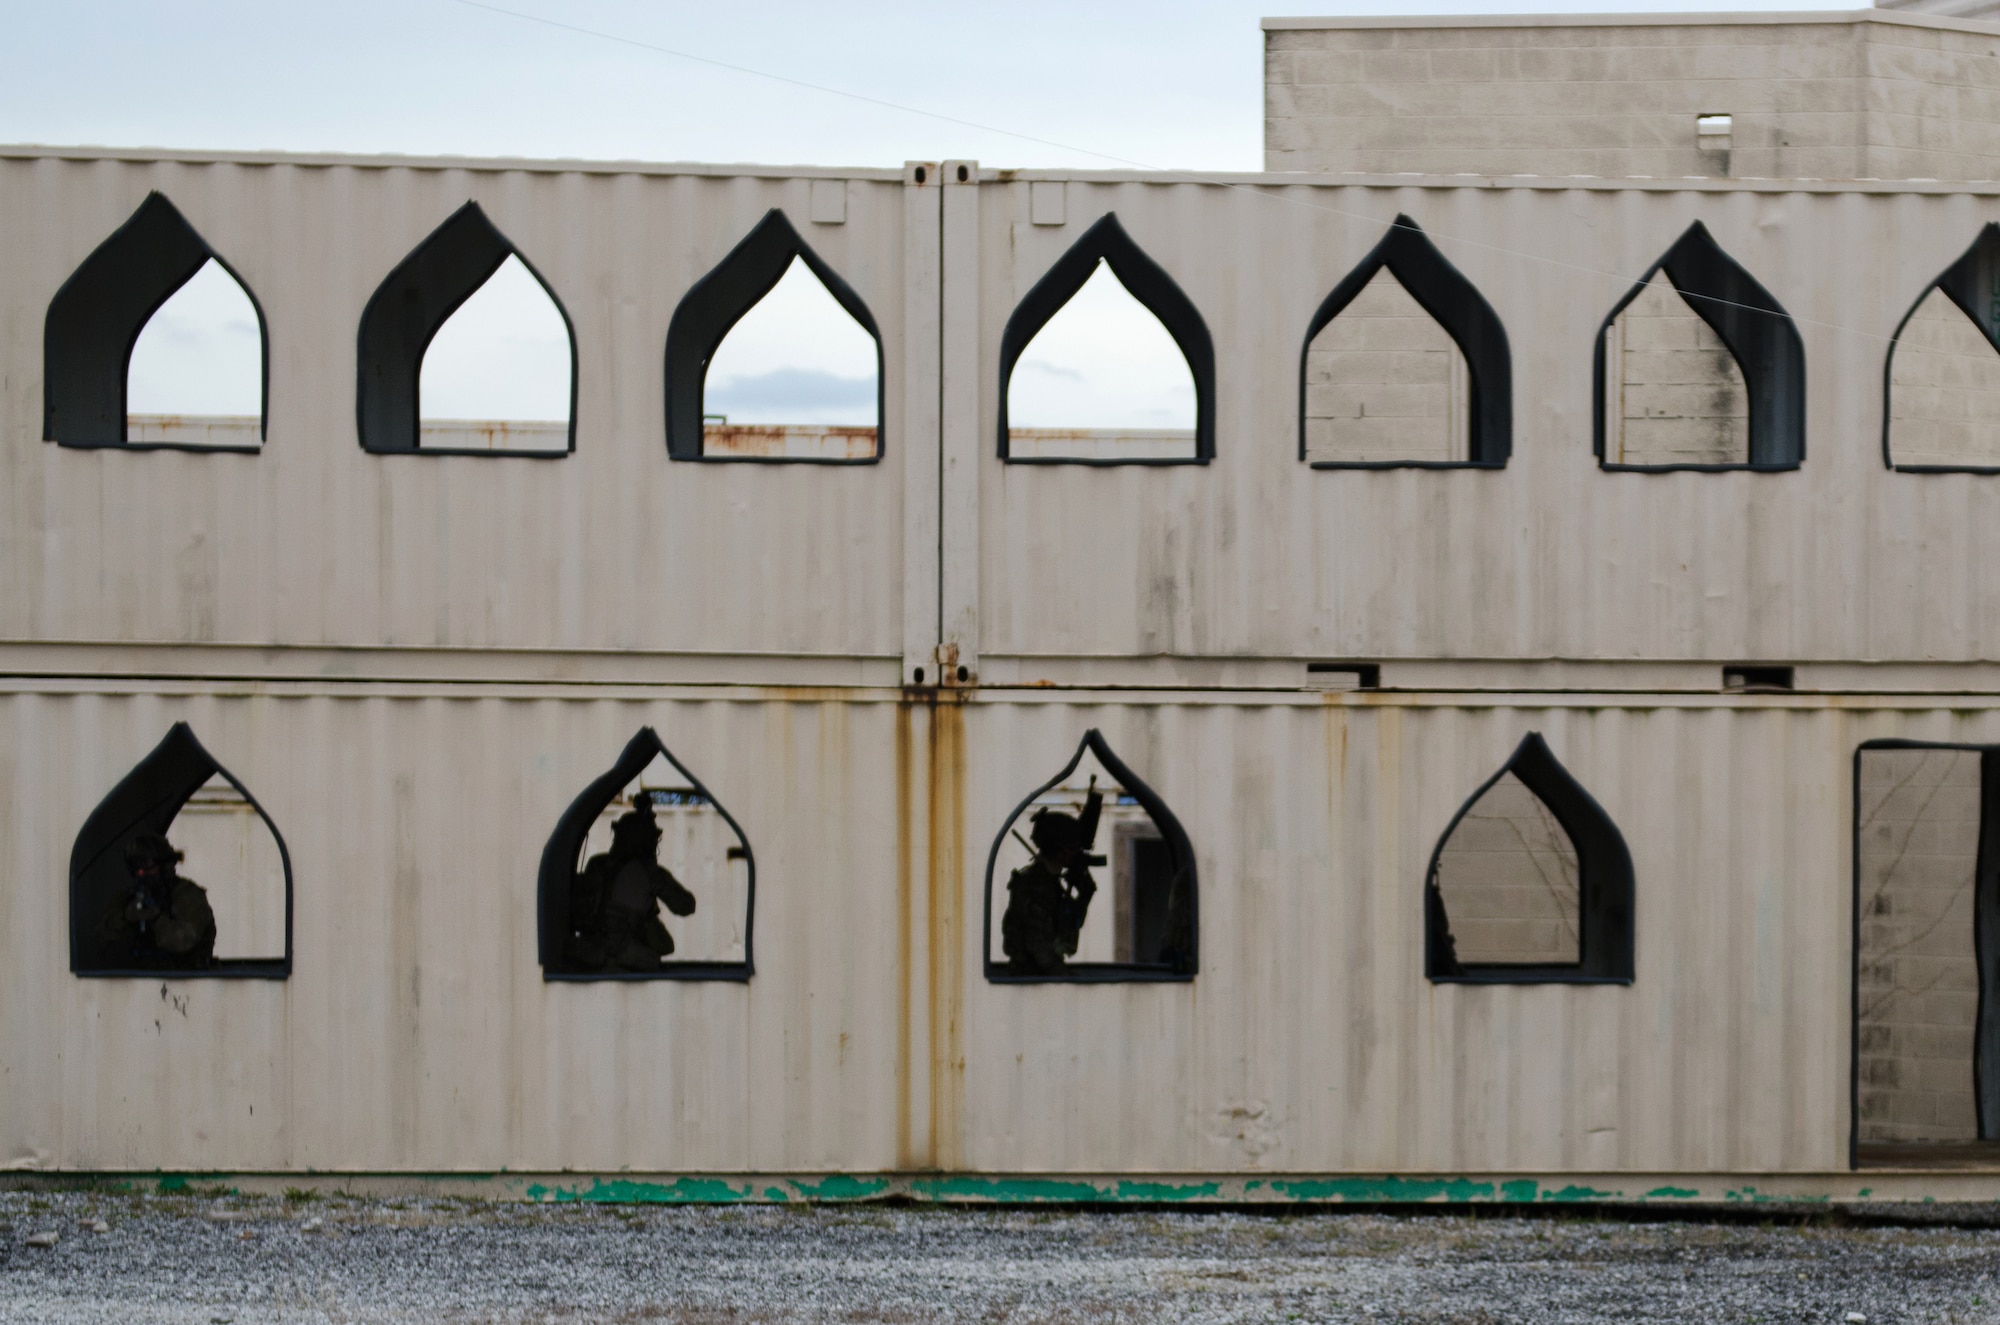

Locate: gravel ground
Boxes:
[0,1190,1997,1323]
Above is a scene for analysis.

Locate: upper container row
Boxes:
[45,187,2000,474]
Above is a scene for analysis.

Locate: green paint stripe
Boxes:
[21,1171,1971,1208]
[909,1176,1108,1202]
[1263,1176,1497,1203]
[523,1177,752,1204]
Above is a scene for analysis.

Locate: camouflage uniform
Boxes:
[565,797,697,973]
[1001,785,1103,975]
[101,833,216,970]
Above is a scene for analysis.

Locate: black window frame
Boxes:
[1297,213,1512,470]
[662,208,885,465]
[1882,223,2000,474]
[70,722,292,979]
[355,201,577,458]
[997,213,1215,467]
[982,728,1199,984]
[1424,732,1634,985]
[537,727,756,982]
[44,192,269,453]
[1593,220,1805,473]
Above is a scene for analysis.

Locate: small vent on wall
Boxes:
[1723,665,1795,691]
[1306,663,1381,691]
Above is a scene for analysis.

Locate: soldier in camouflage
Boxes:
[102,832,217,970]
[1001,777,1104,975]
[565,793,698,972]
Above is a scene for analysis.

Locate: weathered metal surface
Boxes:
[702,424,878,461]
[0,686,904,1173]
[967,174,2000,667]
[0,678,1993,1175]
[0,154,912,659]
[10,147,2000,1186]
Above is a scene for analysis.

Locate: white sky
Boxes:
[420,255,572,422]
[126,259,260,417]
[1009,261,1197,432]
[45,0,1863,429]
[704,257,879,426]
[4,0,1863,171]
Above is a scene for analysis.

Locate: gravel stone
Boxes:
[0,1190,1996,1322]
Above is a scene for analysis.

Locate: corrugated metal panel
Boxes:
[9,149,2000,1180]
[0,157,912,659]
[968,178,2000,665]
[950,696,1867,1173]
[0,680,1995,1174]
[0,688,904,1172]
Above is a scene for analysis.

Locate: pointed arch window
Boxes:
[1425,733,1633,984]
[1884,225,2000,473]
[538,728,755,981]
[998,214,1214,465]
[1298,215,1511,468]
[1594,221,1804,472]
[44,192,268,452]
[983,730,1197,983]
[70,724,291,978]
[664,209,883,463]
[356,202,575,456]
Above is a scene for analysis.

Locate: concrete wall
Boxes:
[1304,269,1468,464]
[1888,287,2000,467]
[1855,746,1982,1145]
[1265,12,2000,183]
[1433,774,1580,966]
[1603,275,1751,467]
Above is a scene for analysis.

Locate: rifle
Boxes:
[1076,775,1106,867]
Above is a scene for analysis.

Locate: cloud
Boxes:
[1016,360,1086,382]
[706,368,875,414]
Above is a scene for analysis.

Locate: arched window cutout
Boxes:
[1298,214,1510,468]
[1425,733,1632,985]
[1885,225,2000,473]
[1006,259,1198,461]
[418,254,574,452]
[44,192,268,452]
[1594,221,1804,472]
[356,201,575,457]
[997,214,1215,466]
[126,258,264,449]
[664,209,883,464]
[700,254,881,460]
[69,723,291,979]
[982,729,1197,983]
[538,728,754,982]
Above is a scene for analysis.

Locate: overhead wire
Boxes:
[442,0,1944,344]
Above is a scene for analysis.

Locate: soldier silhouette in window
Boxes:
[1001,777,1105,975]
[563,793,697,972]
[100,832,216,971]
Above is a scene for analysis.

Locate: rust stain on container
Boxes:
[894,699,915,1168]
[928,693,966,1170]
[703,424,879,461]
